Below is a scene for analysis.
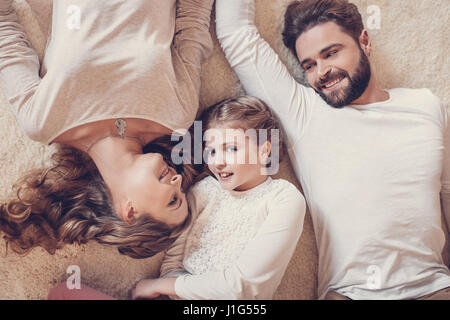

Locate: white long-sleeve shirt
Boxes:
[160,176,306,299]
[0,0,213,143]
[215,0,450,300]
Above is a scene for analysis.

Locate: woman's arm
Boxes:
[216,0,317,146]
[173,0,214,92]
[0,0,41,114]
[27,0,53,37]
[173,183,307,300]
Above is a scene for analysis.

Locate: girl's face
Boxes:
[204,127,269,191]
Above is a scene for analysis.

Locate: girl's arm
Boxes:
[159,216,192,279]
[0,0,41,117]
[173,183,306,300]
[216,0,317,146]
[132,205,191,300]
[132,277,177,299]
[159,178,209,278]
[133,177,218,300]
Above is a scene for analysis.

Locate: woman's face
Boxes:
[124,153,188,227]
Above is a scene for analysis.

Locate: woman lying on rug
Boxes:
[48,96,306,300]
[0,0,214,258]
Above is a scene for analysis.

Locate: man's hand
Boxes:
[132,278,177,300]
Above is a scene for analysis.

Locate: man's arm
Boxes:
[216,0,317,146]
[440,106,450,236]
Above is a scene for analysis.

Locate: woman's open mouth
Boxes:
[159,165,170,180]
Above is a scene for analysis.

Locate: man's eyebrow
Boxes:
[300,43,344,67]
[319,43,344,55]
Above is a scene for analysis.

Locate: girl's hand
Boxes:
[132,278,177,300]
[132,279,162,300]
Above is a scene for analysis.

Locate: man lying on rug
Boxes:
[216,0,450,300]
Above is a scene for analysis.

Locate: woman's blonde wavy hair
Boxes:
[0,135,201,259]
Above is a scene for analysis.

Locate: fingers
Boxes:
[131,280,160,300]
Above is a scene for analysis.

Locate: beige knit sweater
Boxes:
[0,0,213,144]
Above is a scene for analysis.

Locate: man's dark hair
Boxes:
[282,0,364,59]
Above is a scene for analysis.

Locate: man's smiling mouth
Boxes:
[322,76,344,89]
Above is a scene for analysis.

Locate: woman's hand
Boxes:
[132,278,177,300]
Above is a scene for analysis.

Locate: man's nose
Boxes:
[318,61,332,80]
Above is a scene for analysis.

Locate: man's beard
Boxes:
[313,48,371,108]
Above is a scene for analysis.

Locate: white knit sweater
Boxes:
[160,176,306,300]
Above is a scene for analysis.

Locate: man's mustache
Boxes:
[315,70,350,90]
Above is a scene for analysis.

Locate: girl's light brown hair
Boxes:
[0,136,200,259]
[200,95,284,167]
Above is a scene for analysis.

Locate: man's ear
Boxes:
[259,141,272,165]
[122,200,137,225]
[359,29,372,57]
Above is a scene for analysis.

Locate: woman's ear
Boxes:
[122,200,137,225]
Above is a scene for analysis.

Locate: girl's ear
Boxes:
[259,140,272,166]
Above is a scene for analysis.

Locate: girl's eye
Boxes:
[226,146,238,152]
[204,148,214,162]
[169,195,178,206]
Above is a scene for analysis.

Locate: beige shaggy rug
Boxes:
[0,0,448,299]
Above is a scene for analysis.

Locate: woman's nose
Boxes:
[170,174,183,186]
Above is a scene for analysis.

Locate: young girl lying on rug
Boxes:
[132,96,307,300]
[48,96,306,300]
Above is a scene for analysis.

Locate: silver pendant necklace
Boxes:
[114,119,127,139]
[85,118,141,153]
